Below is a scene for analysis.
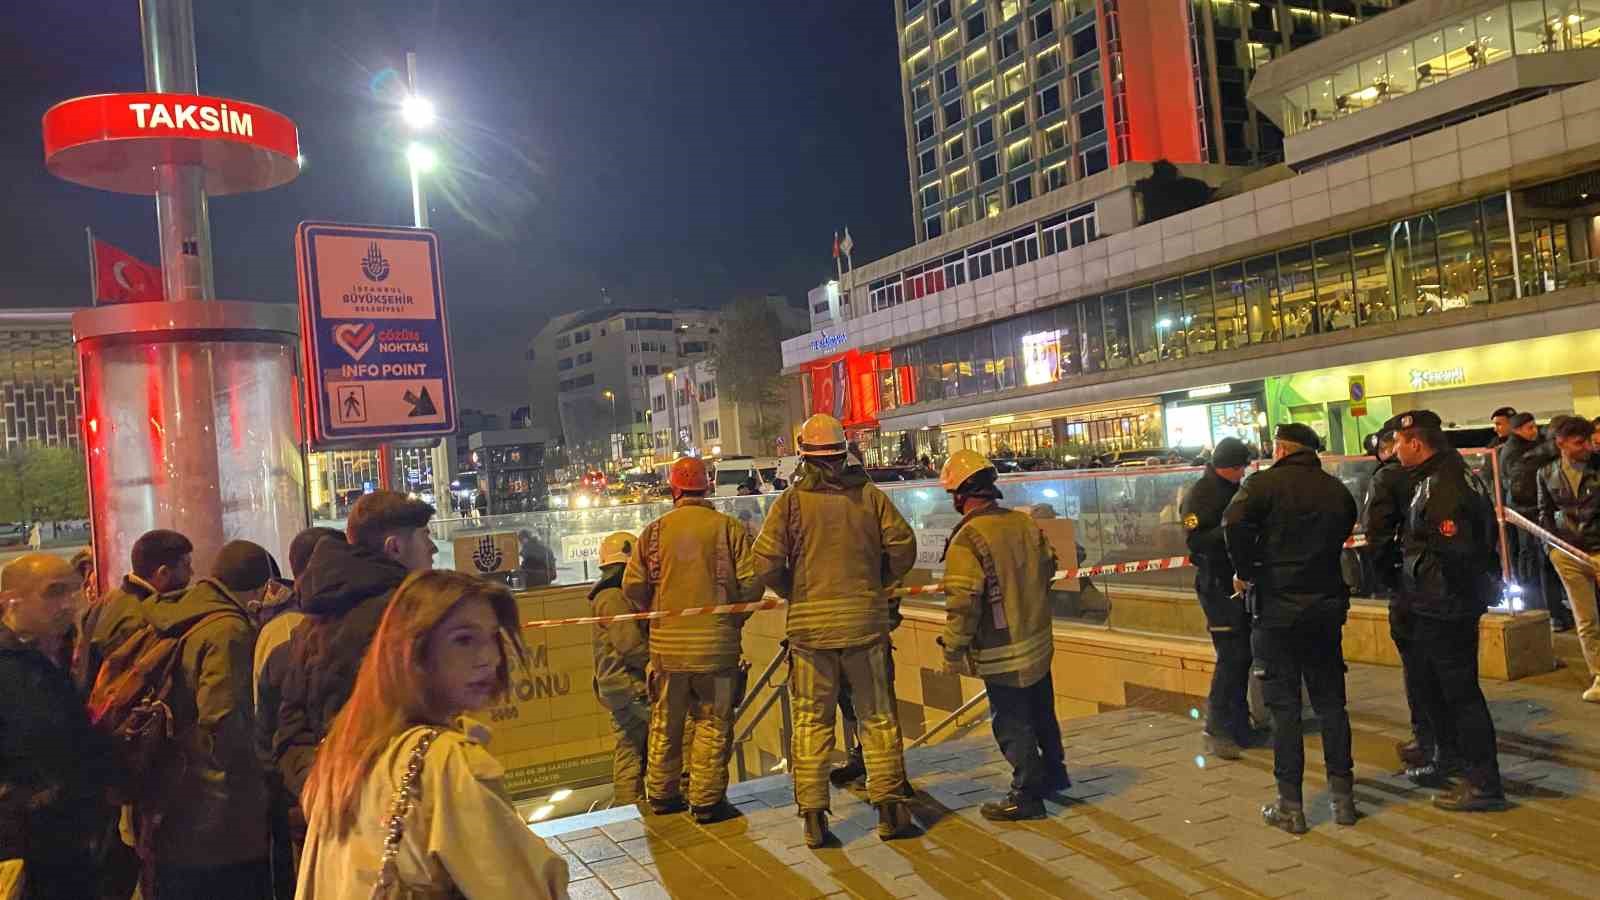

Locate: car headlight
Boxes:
[576,495,591,509]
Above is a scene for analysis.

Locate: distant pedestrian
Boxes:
[1488,406,1517,449]
[1537,415,1600,703]
[26,522,41,553]
[518,529,557,587]
[1499,413,1561,623]
[0,553,115,900]
[295,571,569,899]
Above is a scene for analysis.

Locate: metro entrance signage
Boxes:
[297,222,457,446]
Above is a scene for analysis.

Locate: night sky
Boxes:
[0,1,911,413]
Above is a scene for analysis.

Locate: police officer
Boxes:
[741,413,918,848]
[1391,410,1507,811]
[1223,423,1359,834]
[937,450,1064,821]
[623,457,753,823]
[590,531,648,805]
[1180,436,1254,760]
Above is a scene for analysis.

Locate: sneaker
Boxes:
[1260,799,1308,835]
[1202,730,1242,760]
[979,791,1045,822]
[1432,781,1508,812]
[691,799,735,824]
[1583,676,1600,704]
[827,754,867,788]
[877,800,916,839]
[802,810,832,848]
[646,795,688,816]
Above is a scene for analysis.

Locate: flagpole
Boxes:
[85,226,99,306]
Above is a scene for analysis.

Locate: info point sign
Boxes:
[296,222,457,445]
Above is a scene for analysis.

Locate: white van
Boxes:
[712,456,780,496]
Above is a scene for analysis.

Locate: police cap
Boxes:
[1211,437,1252,469]
[1273,422,1322,451]
[1386,409,1443,432]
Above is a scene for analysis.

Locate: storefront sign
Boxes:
[1408,367,1467,390]
[810,330,848,353]
[1187,384,1232,399]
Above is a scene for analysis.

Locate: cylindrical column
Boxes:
[140,0,215,302]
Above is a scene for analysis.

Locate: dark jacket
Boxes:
[1222,450,1358,628]
[1360,458,1417,597]
[273,540,409,809]
[1537,451,1600,553]
[1399,449,1502,619]
[138,578,267,865]
[1181,466,1244,632]
[0,623,115,867]
[77,574,158,691]
[1499,433,1557,513]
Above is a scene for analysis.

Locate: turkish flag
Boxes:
[92,239,163,303]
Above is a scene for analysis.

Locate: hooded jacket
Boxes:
[623,498,752,672]
[740,461,917,650]
[590,565,648,707]
[939,505,1057,688]
[137,577,267,865]
[1400,448,1502,618]
[77,574,158,690]
[273,539,410,805]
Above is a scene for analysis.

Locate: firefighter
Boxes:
[937,450,1065,821]
[590,531,648,805]
[741,413,918,848]
[623,457,753,823]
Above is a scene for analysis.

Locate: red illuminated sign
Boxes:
[42,92,300,195]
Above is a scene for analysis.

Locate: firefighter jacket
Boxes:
[939,505,1057,688]
[623,498,751,672]
[1400,448,1502,619]
[590,565,648,709]
[1181,466,1244,632]
[739,461,918,650]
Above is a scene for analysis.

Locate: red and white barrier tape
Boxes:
[1502,508,1598,575]
[521,533,1372,628]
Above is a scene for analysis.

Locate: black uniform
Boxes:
[1499,433,1560,620]
[1181,466,1249,746]
[1223,448,1358,804]
[1361,457,1444,758]
[1397,447,1504,795]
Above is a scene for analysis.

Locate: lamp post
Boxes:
[601,389,617,468]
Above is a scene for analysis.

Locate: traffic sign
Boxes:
[1348,375,1367,418]
[296,222,457,445]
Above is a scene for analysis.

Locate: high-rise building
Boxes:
[897,0,1414,242]
[0,310,82,451]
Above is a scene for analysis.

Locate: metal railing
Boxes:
[907,689,990,750]
[731,645,793,783]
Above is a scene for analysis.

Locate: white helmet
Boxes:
[797,413,848,457]
[939,449,997,493]
[599,531,636,567]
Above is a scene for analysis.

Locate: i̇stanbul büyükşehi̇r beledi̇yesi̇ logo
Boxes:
[361,241,390,282]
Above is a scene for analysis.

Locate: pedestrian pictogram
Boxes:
[404,385,437,417]
[336,385,367,423]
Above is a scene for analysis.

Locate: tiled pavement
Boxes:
[535,648,1600,899]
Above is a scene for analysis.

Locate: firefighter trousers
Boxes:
[646,669,739,809]
[606,695,650,804]
[789,638,909,812]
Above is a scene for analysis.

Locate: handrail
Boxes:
[731,645,793,782]
[906,689,988,750]
[732,643,788,726]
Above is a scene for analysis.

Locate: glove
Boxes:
[936,637,973,676]
[645,662,661,703]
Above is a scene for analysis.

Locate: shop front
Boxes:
[941,398,1164,463]
[1160,381,1269,455]
[1267,329,1600,454]
[800,347,921,465]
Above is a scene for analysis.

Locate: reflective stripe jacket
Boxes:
[939,505,1057,688]
[623,498,751,672]
[590,568,648,709]
[739,462,917,650]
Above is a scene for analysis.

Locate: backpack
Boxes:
[86,611,236,794]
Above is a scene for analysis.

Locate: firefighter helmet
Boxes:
[939,449,998,493]
[599,531,636,567]
[797,413,848,457]
[668,456,710,492]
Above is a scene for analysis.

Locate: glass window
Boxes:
[1005,102,1028,133]
[1080,145,1107,175]
[1076,103,1104,137]
[1053,305,1082,379]
[1181,272,1216,355]
[1350,225,1396,325]
[1042,121,1068,154]
[1074,65,1101,100]
[978,153,999,182]
[925,214,944,239]
[943,251,967,286]
[912,81,932,109]
[1332,62,1360,115]
[1383,43,1415,98]
[991,319,1016,390]
[939,27,961,61]
[1102,292,1131,369]
[948,165,971,195]
[945,133,966,161]
[1414,29,1448,84]
[1070,24,1096,58]
[974,325,998,393]
[1357,53,1388,108]
[1010,174,1033,206]
[944,96,964,126]
[1307,75,1337,124]
[941,64,961,94]
[1007,136,1031,166]
[1080,294,1106,373]
[1512,1,1551,54]
[1000,0,1021,19]
[967,241,994,279]
[1037,46,1061,76]
[1392,213,1438,318]
[1445,16,1480,74]
[1126,285,1159,365]
[983,190,1001,217]
[955,331,979,398]
[967,11,987,42]
[933,0,953,27]
[1043,160,1070,192]
[1039,83,1063,117]
[975,117,995,147]
[999,29,1021,60]
[1435,201,1488,311]
[922,181,942,206]
[1313,234,1356,332]
[1004,63,1027,96]
[909,46,932,76]
[948,199,974,230]
[1476,8,1512,64]
[967,45,991,78]
[919,147,937,175]
[1243,254,1280,344]
[1277,244,1317,339]
[972,79,996,112]
[1481,194,1517,302]
[1016,311,1059,385]
[1154,278,1185,360]
[1210,262,1247,351]
[1033,8,1055,41]
[917,114,935,141]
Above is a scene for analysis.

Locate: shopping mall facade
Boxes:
[787,6,1600,465]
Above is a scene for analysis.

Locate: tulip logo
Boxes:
[473,535,504,573]
[360,241,391,282]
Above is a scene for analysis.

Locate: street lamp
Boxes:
[405,142,437,173]
[401,94,435,130]
[601,389,617,466]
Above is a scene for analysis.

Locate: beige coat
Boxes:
[622,499,752,672]
[295,720,569,899]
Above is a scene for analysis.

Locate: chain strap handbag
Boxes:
[370,727,442,900]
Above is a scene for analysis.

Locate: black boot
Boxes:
[1261,798,1308,834]
[828,752,867,788]
[877,799,916,839]
[1202,730,1242,760]
[1043,767,1072,793]
[979,791,1045,822]
[1328,776,1358,826]
[647,795,687,816]
[691,799,735,824]
[802,810,832,848]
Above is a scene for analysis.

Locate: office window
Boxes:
[1070,23,1097,58]
[1080,145,1107,175]
[1006,136,1031,166]
[920,147,938,175]
[1076,103,1103,137]
[941,63,960,95]
[1073,65,1101,100]
[1003,63,1027,96]
[999,29,1021,61]
[1313,235,1356,332]
[1433,201,1488,312]
[967,45,991,78]
[966,11,987,41]
[1004,102,1027,133]
[933,0,953,28]
[978,153,999,182]
[1154,278,1186,360]
[1126,285,1159,364]
[922,181,942,206]
[909,46,932,76]
[1182,272,1216,356]
[948,201,974,231]
[557,357,573,371]
[698,381,717,401]
[1080,293,1106,373]
[1277,243,1317,339]
[945,134,966,160]
[1211,262,1248,352]
[983,191,1002,218]
[944,96,964,127]
[703,419,720,440]
[1032,8,1055,41]
[1481,195,1517,302]
[1036,46,1061,76]
[1067,203,1097,246]
[943,251,967,286]
[573,329,591,344]
[1038,83,1063,117]
[972,80,996,112]
[555,336,569,349]
[917,114,935,141]
[948,165,972,195]
[1001,0,1022,20]
[974,117,995,147]
[1243,254,1281,344]
[938,28,960,60]
[1042,121,1068,154]
[576,351,592,365]
[652,395,666,412]
[1350,226,1396,326]
[1010,174,1033,206]
[912,81,932,109]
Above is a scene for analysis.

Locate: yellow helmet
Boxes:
[599,531,636,567]
[939,449,997,493]
[797,413,848,457]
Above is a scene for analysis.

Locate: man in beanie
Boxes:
[1181,436,1255,759]
[1223,423,1358,834]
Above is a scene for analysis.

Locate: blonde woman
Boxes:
[296,571,568,899]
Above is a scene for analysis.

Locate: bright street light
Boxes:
[401,94,435,130]
[406,142,438,173]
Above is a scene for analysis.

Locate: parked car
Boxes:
[0,522,27,546]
